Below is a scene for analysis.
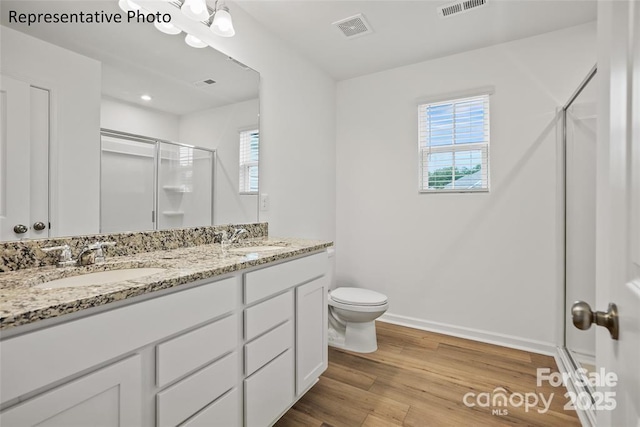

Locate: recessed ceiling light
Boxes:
[141,94,152,101]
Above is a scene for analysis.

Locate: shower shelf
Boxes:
[163,185,192,193]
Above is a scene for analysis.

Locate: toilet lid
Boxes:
[330,287,388,306]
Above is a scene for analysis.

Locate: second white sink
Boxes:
[34,268,167,290]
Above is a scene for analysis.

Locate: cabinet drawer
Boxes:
[157,352,237,427]
[244,349,294,427]
[244,321,292,376]
[244,252,327,304]
[180,388,240,427]
[1,276,238,404]
[244,291,292,341]
[157,314,238,387]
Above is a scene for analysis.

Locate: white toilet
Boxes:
[328,287,389,353]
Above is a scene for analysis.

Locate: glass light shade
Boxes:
[154,21,182,35]
[118,0,135,12]
[185,34,207,48]
[181,0,210,22]
[210,7,235,37]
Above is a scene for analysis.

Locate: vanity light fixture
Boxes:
[140,94,152,101]
[154,21,182,35]
[118,0,140,12]
[181,0,210,22]
[185,34,207,48]
[210,0,235,37]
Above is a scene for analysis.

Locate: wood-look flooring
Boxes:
[275,322,580,427]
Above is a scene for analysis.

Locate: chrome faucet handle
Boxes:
[230,228,248,242]
[42,244,75,267]
[89,241,116,263]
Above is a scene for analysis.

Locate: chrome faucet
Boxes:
[229,228,248,243]
[43,241,116,267]
[217,228,248,250]
[78,242,116,265]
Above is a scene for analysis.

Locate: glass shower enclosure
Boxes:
[559,65,597,427]
[100,129,215,233]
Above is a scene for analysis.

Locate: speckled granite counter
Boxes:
[0,238,333,331]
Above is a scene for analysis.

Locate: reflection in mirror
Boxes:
[0,0,259,242]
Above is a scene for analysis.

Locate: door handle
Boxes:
[571,301,619,340]
[33,221,46,231]
[13,224,28,234]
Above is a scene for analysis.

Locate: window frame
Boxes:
[417,88,492,194]
[238,127,259,195]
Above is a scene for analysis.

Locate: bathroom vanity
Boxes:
[0,230,332,427]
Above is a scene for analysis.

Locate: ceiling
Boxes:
[235,0,597,80]
[1,1,259,115]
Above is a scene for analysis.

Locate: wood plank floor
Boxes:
[275,322,581,427]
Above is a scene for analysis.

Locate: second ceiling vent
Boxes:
[332,13,373,39]
[437,0,487,18]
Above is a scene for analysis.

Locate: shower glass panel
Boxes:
[100,135,155,233]
[157,143,213,230]
[565,73,597,374]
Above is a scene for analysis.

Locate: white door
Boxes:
[595,1,640,426]
[0,74,49,241]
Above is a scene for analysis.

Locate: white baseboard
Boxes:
[378,312,557,356]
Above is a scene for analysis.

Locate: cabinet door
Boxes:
[0,355,141,427]
[295,275,328,395]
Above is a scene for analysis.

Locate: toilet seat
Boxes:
[330,287,388,306]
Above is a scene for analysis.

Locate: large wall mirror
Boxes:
[0,0,259,242]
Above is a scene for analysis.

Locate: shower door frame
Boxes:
[99,128,217,233]
[556,64,598,427]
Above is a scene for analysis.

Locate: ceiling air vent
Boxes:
[437,0,487,18]
[332,13,373,39]
[193,79,216,88]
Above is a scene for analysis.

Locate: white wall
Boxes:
[1,26,101,237]
[335,23,597,353]
[101,97,180,141]
[150,2,336,241]
[179,99,259,225]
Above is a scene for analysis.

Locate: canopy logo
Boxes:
[462,387,553,415]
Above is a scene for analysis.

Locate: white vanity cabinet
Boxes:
[0,249,330,427]
[242,251,329,425]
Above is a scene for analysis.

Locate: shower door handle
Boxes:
[571,301,619,340]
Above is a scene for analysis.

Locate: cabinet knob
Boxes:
[13,224,28,234]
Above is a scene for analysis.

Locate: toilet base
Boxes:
[328,320,378,353]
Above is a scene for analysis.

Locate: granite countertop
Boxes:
[0,238,333,331]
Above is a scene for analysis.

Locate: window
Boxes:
[418,94,490,192]
[239,128,259,194]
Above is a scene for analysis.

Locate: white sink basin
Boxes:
[227,245,286,254]
[34,268,167,290]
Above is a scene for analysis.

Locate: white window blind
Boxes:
[418,94,490,192]
[239,129,259,194]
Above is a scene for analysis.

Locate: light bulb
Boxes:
[154,21,182,35]
[127,0,141,10]
[141,95,152,101]
[185,34,207,48]
[181,0,209,21]
[210,6,235,37]
[118,0,133,12]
